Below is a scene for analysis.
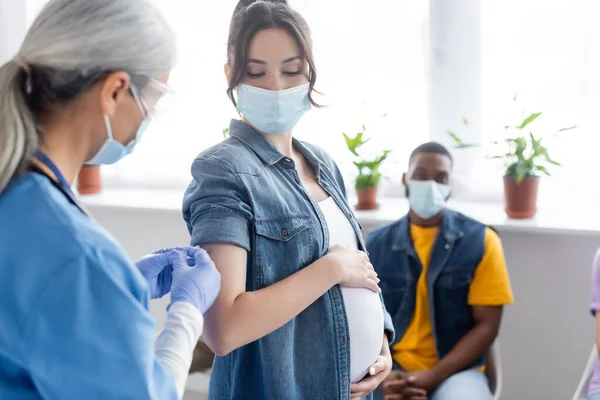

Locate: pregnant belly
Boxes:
[341,287,385,383]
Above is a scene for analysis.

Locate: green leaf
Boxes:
[222,128,229,138]
[355,172,381,191]
[536,165,551,176]
[448,131,477,149]
[514,162,528,184]
[343,132,370,157]
[461,117,468,126]
[558,125,576,132]
[519,112,542,130]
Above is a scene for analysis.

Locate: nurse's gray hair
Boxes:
[0,0,176,193]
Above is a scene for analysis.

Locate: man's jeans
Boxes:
[374,369,492,400]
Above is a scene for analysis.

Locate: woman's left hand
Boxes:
[350,353,393,399]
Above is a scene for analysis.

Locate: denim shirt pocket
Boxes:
[435,267,473,326]
[254,214,316,289]
[379,275,412,320]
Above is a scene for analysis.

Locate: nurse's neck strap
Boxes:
[29,164,88,216]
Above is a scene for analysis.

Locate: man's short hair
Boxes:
[408,142,453,167]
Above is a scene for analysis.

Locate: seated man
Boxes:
[368,142,513,400]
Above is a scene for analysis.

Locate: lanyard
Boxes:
[33,150,88,217]
[35,150,75,197]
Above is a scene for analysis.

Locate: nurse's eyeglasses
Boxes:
[130,78,173,118]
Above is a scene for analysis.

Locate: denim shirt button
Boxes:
[281,228,289,237]
[333,288,339,298]
[445,243,450,250]
[343,378,348,387]
[341,335,346,345]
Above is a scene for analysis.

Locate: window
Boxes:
[103,0,430,192]
[10,0,600,203]
[480,0,600,205]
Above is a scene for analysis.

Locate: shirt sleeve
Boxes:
[468,227,514,306]
[589,249,600,315]
[182,158,253,251]
[155,302,204,397]
[21,250,181,400]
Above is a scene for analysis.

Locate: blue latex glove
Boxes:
[135,249,179,299]
[169,247,221,314]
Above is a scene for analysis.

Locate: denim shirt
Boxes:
[182,120,394,400]
[366,209,487,369]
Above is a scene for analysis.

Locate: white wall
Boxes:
[88,203,599,400]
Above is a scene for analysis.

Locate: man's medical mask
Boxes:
[408,180,451,219]
[86,85,150,165]
[236,82,311,135]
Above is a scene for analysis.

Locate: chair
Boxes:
[485,340,503,400]
[572,345,598,400]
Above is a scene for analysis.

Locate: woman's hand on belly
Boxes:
[350,335,393,399]
[327,245,380,293]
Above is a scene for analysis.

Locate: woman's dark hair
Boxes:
[226,0,320,107]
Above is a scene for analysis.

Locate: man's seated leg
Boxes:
[430,369,492,400]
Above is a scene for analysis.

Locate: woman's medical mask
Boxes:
[236,82,311,135]
[86,85,150,165]
[408,180,451,219]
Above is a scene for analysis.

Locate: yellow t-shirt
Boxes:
[392,225,514,371]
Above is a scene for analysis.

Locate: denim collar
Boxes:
[228,119,323,171]
[391,208,463,252]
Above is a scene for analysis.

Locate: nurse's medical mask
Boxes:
[236,82,311,135]
[87,83,155,165]
[408,180,451,219]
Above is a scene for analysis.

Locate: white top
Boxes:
[318,197,384,383]
[155,302,204,398]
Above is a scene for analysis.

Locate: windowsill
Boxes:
[79,188,600,237]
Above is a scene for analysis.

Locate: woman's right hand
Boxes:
[169,247,222,314]
[326,245,380,293]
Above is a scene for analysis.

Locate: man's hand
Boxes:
[380,371,428,400]
[350,355,392,399]
[406,369,442,392]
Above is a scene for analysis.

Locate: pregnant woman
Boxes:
[182,0,394,399]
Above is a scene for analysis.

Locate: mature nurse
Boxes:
[0,0,220,399]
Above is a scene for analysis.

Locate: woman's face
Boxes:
[239,28,308,91]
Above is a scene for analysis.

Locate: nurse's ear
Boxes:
[99,71,131,117]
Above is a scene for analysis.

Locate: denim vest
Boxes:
[182,120,394,400]
[366,209,486,369]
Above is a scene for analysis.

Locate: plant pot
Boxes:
[355,186,379,210]
[77,165,102,195]
[503,176,539,219]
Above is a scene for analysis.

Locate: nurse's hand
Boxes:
[135,249,182,299]
[327,245,380,293]
[170,247,221,314]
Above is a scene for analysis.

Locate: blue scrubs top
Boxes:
[0,173,178,399]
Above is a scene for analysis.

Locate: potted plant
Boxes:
[76,165,102,195]
[450,108,575,219]
[490,112,574,218]
[343,125,391,210]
